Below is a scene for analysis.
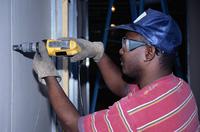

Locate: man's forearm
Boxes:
[97,53,128,97]
[45,76,80,132]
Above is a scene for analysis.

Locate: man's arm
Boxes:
[61,38,128,97]
[33,41,80,131]
[45,76,80,132]
[97,53,128,97]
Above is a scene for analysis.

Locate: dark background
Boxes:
[88,0,187,111]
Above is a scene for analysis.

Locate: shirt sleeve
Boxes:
[78,117,85,132]
[78,100,137,132]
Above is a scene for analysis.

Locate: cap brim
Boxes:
[108,24,136,32]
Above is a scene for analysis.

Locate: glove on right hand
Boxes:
[33,41,61,84]
[58,37,104,62]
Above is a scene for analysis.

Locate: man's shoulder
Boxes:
[119,74,190,112]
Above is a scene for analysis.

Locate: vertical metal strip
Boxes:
[102,0,114,47]
[139,0,145,15]
[57,0,63,38]
[90,71,101,113]
[57,0,63,90]
[50,0,57,132]
[57,0,64,131]
[175,53,183,79]
[86,58,90,114]
[51,0,57,39]
[186,0,190,85]
[62,0,69,97]
[160,0,169,15]
[85,0,90,115]
[129,0,137,21]
[90,0,114,113]
[62,0,68,37]
[56,0,63,101]
[68,0,78,109]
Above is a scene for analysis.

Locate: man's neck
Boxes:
[138,70,172,89]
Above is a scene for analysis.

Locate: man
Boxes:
[33,9,199,131]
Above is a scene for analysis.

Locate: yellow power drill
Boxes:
[13,39,82,56]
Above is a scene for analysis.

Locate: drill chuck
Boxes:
[13,42,38,53]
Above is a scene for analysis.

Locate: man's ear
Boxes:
[144,46,156,62]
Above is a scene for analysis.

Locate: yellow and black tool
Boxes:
[13,39,82,56]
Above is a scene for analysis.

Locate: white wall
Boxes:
[0,0,53,131]
[0,0,12,131]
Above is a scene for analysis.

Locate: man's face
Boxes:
[119,32,147,78]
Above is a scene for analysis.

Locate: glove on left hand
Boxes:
[33,41,61,84]
[58,37,104,62]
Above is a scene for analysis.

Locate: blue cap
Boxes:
[112,8,182,54]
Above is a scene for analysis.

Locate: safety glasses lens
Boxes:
[122,37,151,51]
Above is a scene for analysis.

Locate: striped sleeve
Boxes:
[78,101,137,132]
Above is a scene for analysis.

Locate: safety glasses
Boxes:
[122,37,161,56]
[122,37,152,52]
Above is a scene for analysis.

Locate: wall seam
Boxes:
[10,0,14,131]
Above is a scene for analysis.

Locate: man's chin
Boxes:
[122,73,135,83]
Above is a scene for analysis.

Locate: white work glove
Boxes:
[58,37,104,62]
[33,41,61,84]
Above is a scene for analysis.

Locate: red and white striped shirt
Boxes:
[78,74,200,132]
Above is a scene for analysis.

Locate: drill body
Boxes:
[13,39,81,56]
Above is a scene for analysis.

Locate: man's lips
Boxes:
[120,56,124,66]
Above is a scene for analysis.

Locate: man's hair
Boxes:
[158,52,175,71]
[138,33,175,71]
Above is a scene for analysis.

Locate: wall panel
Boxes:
[0,0,11,131]
[12,0,52,131]
[0,0,53,131]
